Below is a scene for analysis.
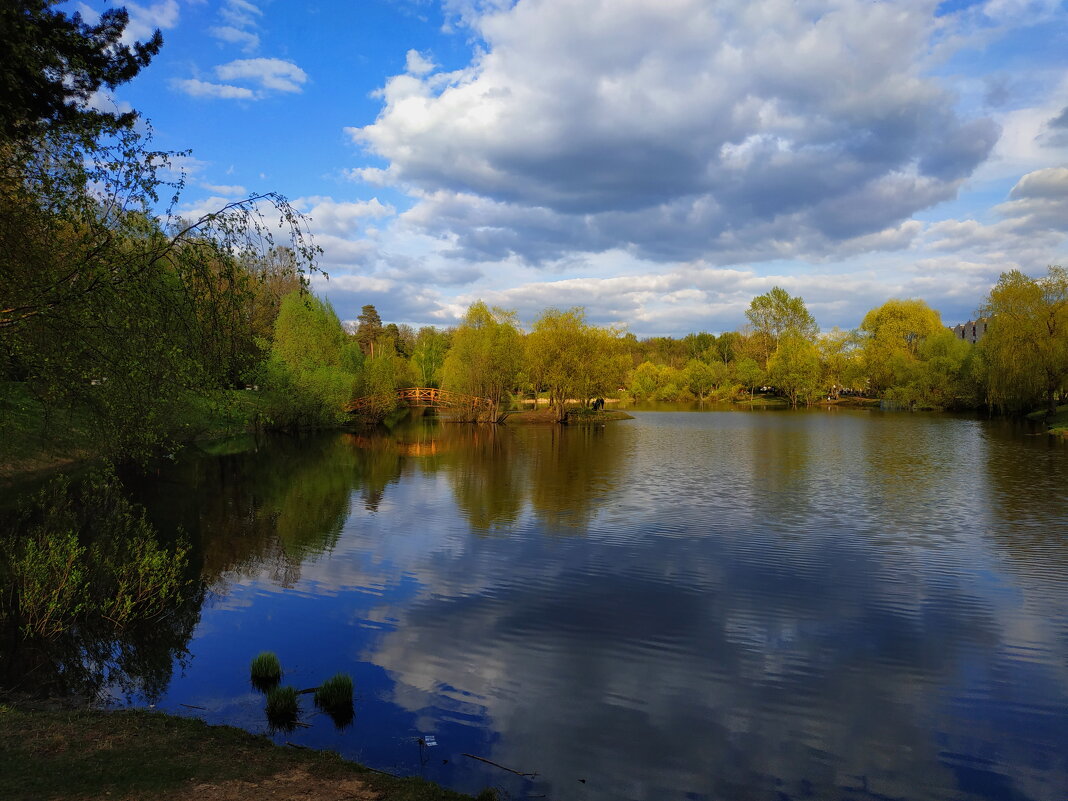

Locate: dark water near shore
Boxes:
[15,407,1068,800]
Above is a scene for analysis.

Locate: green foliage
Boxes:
[525,307,628,420]
[443,301,523,419]
[355,304,383,357]
[859,298,945,394]
[0,469,191,640]
[250,652,282,691]
[745,287,819,369]
[411,326,450,387]
[979,266,1068,413]
[0,121,320,458]
[261,291,356,428]
[0,2,161,139]
[314,673,354,726]
[731,357,766,401]
[768,332,821,407]
[264,685,300,729]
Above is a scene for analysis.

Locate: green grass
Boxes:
[250,651,282,691]
[0,706,480,801]
[0,382,274,483]
[1026,403,1068,437]
[265,685,300,729]
[314,673,354,726]
[0,382,98,481]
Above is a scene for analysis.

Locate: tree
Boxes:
[768,332,821,407]
[745,287,819,369]
[411,326,449,387]
[355,304,383,358]
[0,2,162,139]
[629,361,660,399]
[980,266,1068,414]
[526,308,588,421]
[859,298,944,395]
[732,357,765,403]
[264,291,356,427]
[442,301,523,419]
[684,359,717,401]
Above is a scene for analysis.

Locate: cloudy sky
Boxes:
[92,0,1068,335]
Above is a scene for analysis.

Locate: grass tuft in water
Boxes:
[314,673,354,727]
[250,652,282,692]
[264,686,299,730]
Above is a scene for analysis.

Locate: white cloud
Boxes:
[295,196,397,237]
[201,183,248,197]
[215,58,308,94]
[405,49,437,76]
[221,0,263,27]
[209,25,260,53]
[170,78,256,100]
[351,0,999,265]
[121,0,180,43]
[172,59,309,101]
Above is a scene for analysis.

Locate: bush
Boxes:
[264,685,299,729]
[0,469,191,640]
[249,652,282,691]
[314,672,353,716]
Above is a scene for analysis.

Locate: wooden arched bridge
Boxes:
[345,387,498,419]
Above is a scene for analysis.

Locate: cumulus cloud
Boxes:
[172,59,308,101]
[927,166,1068,256]
[405,49,436,76]
[350,0,999,265]
[170,78,256,100]
[215,58,308,93]
[295,196,396,237]
[209,25,260,52]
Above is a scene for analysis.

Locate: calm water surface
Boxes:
[62,410,1068,799]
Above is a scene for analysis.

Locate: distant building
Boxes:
[951,318,988,344]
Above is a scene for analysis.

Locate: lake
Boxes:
[13,407,1068,800]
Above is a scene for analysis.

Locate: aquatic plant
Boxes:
[264,685,299,729]
[314,672,354,727]
[249,652,282,691]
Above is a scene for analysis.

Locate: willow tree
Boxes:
[442,301,523,419]
[768,332,821,407]
[525,307,626,421]
[980,266,1068,414]
[859,298,944,396]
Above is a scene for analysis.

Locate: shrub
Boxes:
[264,685,299,729]
[249,652,282,691]
[0,469,191,639]
[314,672,354,728]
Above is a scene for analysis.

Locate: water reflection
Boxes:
[6,410,1067,801]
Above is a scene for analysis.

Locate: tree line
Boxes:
[268,266,1067,427]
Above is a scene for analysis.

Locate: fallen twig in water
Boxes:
[462,753,537,777]
[178,704,206,710]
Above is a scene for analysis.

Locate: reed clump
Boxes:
[264,685,299,729]
[250,651,282,691]
[314,673,354,727]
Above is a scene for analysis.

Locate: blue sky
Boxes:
[85,0,1068,336]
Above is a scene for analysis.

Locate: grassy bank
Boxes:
[1026,403,1068,438]
[0,706,488,801]
[0,382,274,483]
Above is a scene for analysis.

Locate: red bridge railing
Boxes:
[344,387,497,417]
